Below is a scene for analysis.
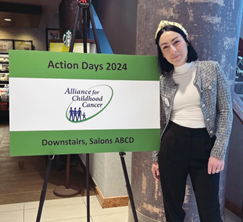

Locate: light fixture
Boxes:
[4,19,11,22]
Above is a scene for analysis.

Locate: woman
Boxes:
[151,20,233,222]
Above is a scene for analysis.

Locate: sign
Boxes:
[9,51,160,156]
[50,42,93,53]
[14,40,32,50]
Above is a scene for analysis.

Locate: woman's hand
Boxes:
[207,157,224,174]
[151,161,160,181]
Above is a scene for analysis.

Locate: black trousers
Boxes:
[158,121,222,222]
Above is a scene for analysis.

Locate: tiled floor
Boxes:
[0,119,241,222]
[0,121,94,205]
[225,209,241,222]
[0,197,241,222]
[0,196,128,222]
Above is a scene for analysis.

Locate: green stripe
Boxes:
[9,51,159,81]
[10,129,160,156]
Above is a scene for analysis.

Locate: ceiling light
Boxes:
[4,19,11,22]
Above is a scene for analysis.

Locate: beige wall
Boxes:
[0,27,46,51]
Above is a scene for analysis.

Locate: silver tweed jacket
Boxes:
[153,60,233,161]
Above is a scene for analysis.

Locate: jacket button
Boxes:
[208,86,212,89]
[202,104,205,107]
[207,118,210,121]
[164,98,170,107]
[210,131,213,134]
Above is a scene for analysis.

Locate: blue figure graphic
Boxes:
[77,107,82,121]
[69,107,74,121]
[82,112,86,120]
[73,107,77,122]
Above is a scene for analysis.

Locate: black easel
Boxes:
[68,1,101,222]
[119,152,139,222]
[36,155,55,222]
[69,1,138,222]
[36,1,138,221]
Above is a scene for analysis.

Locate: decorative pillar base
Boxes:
[127,203,226,222]
[95,186,129,208]
[127,202,162,222]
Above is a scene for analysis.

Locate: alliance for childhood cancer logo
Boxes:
[65,85,113,123]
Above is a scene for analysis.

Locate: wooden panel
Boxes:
[0,12,41,27]
[0,2,42,27]
[0,124,95,205]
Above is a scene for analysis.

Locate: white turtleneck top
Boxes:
[170,62,206,128]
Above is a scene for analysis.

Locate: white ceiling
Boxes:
[0,0,62,27]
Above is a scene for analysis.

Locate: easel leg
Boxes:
[68,3,100,222]
[83,8,88,53]
[36,155,55,222]
[86,153,90,222]
[82,7,90,221]
[69,5,81,52]
[89,6,101,53]
[119,152,139,222]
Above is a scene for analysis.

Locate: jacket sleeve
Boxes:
[152,151,159,162]
[210,62,233,160]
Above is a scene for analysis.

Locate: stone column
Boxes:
[129,1,243,221]
[59,0,90,39]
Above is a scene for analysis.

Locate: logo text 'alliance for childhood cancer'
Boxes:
[65,85,113,123]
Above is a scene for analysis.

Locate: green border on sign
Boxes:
[9,50,159,81]
[10,129,160,156]
[9,51,160,156]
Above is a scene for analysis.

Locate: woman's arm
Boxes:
[210,62,233,160]
[208,62,233,174]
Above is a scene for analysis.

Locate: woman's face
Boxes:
[158,31,188,67]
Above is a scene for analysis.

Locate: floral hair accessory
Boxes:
[155,20,188,39]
